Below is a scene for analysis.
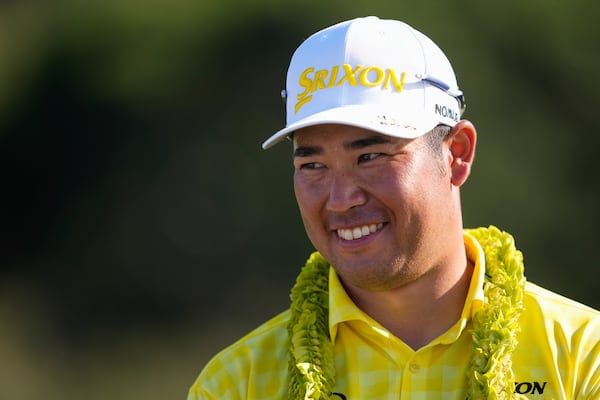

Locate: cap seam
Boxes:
[341,18,356,108]
[405,24,430,125]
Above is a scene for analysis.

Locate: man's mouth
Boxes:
[336,223,384,241]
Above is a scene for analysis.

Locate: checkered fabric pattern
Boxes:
[188,234,600,399]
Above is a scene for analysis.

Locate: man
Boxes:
[188,16,600,399]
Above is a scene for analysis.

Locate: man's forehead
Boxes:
[292,124,395,148]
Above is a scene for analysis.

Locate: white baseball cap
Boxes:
[262,16,465,149]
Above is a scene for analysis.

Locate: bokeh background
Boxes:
[1,1,598,399]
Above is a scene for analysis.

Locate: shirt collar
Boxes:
[328,232,487,344]
[463,231,486,318]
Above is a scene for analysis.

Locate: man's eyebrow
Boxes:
[293,146,321,158]
[347,135,393,149]
[293,135,392,158]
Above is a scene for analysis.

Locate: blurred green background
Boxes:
[1,0,598,399]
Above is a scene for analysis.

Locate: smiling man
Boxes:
[291,122,475,351]
[188,17,600,399]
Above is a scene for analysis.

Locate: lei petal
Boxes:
[288,252,334,400]
[465,226,526,400]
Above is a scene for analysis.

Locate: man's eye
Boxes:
[300,162,325,170]
[358,153,381,163]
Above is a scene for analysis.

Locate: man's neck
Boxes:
[342,258,474,350]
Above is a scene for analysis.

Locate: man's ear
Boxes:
[448,120,477,187]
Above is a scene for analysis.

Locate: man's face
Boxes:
[292,123,457,292]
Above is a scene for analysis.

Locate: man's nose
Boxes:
[326,171,367,212]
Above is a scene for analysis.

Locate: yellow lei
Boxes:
[287,226,526,400]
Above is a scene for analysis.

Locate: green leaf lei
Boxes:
[287,226,526,400]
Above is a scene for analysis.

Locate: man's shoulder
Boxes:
[523,281,600,325]
[517,282,600,396]
[190,310,292,399]
[236,309,292,346]
[203,309,291,367]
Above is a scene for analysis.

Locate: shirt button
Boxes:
[409,362,420,373]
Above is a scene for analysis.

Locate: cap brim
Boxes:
[262,104,437,149]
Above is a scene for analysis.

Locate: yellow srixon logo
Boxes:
[295,64,407,113]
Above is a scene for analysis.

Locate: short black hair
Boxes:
[425,124,452,159]
[425,124,452,176]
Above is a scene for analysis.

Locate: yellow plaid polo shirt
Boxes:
[188,234,600,399]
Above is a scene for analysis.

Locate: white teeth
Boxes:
[337,223,383,241]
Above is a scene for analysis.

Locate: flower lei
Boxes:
[287,226,526,400]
